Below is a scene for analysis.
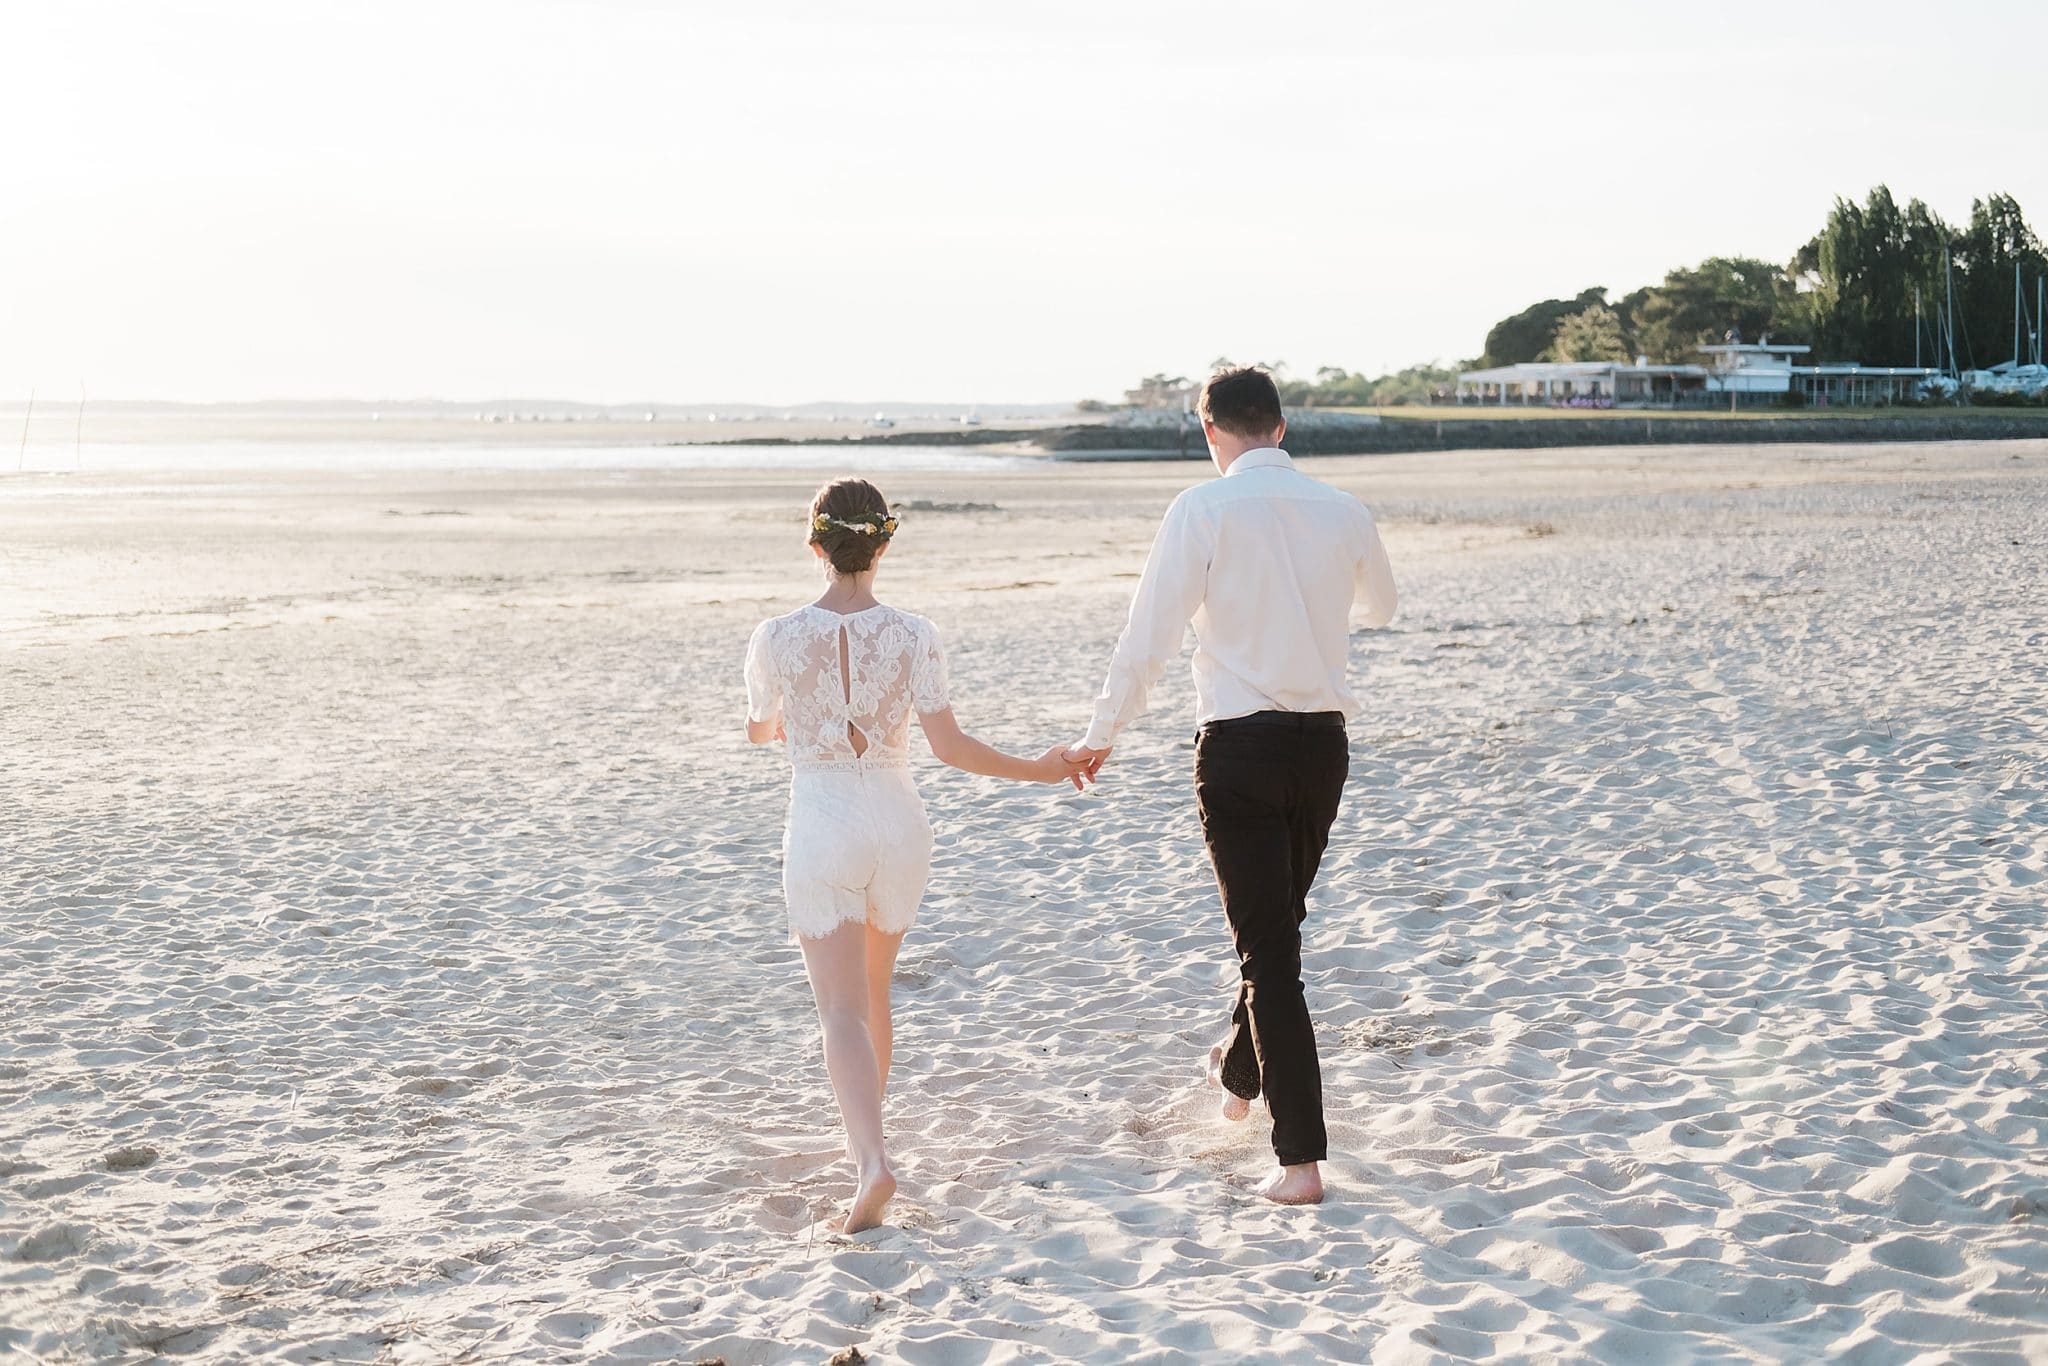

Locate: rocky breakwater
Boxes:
[1040,407,1383,457]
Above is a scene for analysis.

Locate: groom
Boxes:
[1068,365,1397,1204]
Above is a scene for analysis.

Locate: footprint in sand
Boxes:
[11,1222,92,1263]
[103,1144,160,1172]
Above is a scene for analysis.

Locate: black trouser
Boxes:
[1194,710,1348,1167]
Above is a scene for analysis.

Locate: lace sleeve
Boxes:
[910,617,950,715]
[744,620,782,725]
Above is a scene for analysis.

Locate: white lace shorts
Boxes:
[783,764,933,941]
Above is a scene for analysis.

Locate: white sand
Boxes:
[3,440,2046,1362]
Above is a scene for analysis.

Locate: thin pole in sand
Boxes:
[74,382,85,468]
[16,387,33,470]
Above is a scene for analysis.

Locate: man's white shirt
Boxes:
[1081,447,1397,751]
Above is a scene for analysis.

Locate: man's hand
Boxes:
[1064,743,1112,782]
[1034,745,1095,792]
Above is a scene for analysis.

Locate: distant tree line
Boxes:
[1482,187,2045,370]
[1085,359,1461,412]
[1088,187,2044,411]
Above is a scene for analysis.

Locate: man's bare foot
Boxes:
[839,1164,897,1234]
[1206,1045,1251,1122]
[1255,1162,1323,1205]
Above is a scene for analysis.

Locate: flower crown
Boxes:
[812,511,899,538]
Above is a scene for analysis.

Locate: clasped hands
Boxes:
[1065,743,1110,780]
[1034,741,1111,792]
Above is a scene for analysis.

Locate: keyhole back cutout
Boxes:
[837,624,870,756]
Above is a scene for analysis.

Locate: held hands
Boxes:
[1035,744,1096,792]
[1063,743,1111,783]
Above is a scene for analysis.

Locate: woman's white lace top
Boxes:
[745,604,950,771]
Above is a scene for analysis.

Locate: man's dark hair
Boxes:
[1197,366,1284,438]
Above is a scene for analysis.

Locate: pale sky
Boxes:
[5,0,2041,405]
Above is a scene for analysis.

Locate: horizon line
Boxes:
[0,396,1083,412]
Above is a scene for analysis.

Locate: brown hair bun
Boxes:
[808,478,896,575]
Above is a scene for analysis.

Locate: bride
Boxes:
[743,477,1089,1232]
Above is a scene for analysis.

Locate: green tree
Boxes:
[1799,186,1953,366]
[1104,361,1466,413]
[1363,363,1460,405]
[1483,287,1608,366]
[1628,257,1804,362]
[1283,367,1376,406]
[1122,373,1190,408]
[1544,304,1631,362]
[1952,193,2046,370]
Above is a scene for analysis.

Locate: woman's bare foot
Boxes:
[1255,1163,1323,1205]
[839,1164,897,1234]
[1206,1045,1251,1122]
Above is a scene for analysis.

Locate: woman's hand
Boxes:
[1033,744,1095,791]
[920,707,1094,788]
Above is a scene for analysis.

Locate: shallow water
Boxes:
[2,439,1031,481]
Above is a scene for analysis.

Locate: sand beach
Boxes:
[3,438,2046,1362]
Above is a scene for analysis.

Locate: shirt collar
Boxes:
[1223,446,1293,477]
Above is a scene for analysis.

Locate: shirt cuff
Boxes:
[1080,715,1116,751]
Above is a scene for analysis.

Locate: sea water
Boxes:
[0,439,1031,484]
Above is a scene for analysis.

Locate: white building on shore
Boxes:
[1458,341,1937,408]
[1454,358,1709,406]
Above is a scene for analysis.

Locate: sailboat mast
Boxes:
[1945,249,1957,380]
[2016,261,2023,368]
[1915,285,1922,369]
[16,388,32,471]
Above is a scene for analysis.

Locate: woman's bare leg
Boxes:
[864,923,905,1094]
[798,918,895,1232]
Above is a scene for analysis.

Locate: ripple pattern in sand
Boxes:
[3,448,2046,1362]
